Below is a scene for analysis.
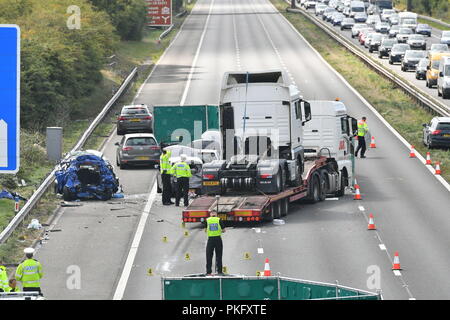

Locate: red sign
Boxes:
[146,0,172,26]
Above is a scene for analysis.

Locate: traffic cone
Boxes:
[263,258,271,276]
[409,145,416,158]
[367,213,376,230]
[392,251,402,270]
[370,136,376,148]
[354,185,362,200]
[435,162,441,175]
[426,152,432,165]
[353,178,359,190]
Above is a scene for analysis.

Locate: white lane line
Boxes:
[325,197,339,201]
[393,270,402,276]
[180,0,215,106]
[379,244,386,251]
[258,248,264,254]
[275,4,450,194]
[113,183,158,300]
[358,206,365,211]
[231,0,242,71]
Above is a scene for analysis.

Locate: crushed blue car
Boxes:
[55,150,119,201]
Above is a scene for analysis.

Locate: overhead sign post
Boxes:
[0,25,20,174]
[146,0,172,27]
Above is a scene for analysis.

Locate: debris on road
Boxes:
[273,219,285,225]
[27,219,42,230]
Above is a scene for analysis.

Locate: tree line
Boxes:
[0,0,147,130]
[397,0,449,22]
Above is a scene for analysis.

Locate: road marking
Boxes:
[325,197,339,201]
[393,270,402,276]
[258,248,264,254]
[358,206,365,211]
[113,183,157,300]
[180,0,215,106]
[379,244,386,251]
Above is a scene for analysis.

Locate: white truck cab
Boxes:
[303,100,357,187]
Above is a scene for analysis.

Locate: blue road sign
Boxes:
[0,25,20,174]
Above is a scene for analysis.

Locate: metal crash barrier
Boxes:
[162,275,382,300]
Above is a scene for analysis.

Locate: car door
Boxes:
[117,136,125,161]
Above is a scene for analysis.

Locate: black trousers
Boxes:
[161,173,172,204]
[355,136,366,157]
[175,177,189,207]
[206,236,223,274]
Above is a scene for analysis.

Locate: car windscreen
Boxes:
[431,44,449,52]
[403,18,416,25]
[351,7,364,12]
[372,34,383,41]
[432,60,441,69]
[405,51,426,59]
[122,108,149,115]
[409,35,423,40]
[392,44,409,52]
[436,122,450,130]
[445,65,450,77]
[201,152,218,163]
[125,137,157,146]
[399,28,412,34]
[382,39,396,46]
[418,59,428,67]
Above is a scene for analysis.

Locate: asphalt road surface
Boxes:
[37,0,450,300]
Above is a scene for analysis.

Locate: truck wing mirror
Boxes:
[301,100,312,124]
[439,72,444,77]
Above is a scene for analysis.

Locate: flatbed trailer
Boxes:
[183,156,334,223]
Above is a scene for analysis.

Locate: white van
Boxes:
[350,1,365,17]
[399,11,418,31]
[437,56,450,99]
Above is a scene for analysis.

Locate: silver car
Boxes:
[396,28,413,43]
[116,104,153,135]
[440,31,450,46]
[116,133,161,169]
[407,34,426,50]
[429,43,449,54]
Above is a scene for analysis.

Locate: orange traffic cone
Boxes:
[354,185,362,200]
[392,251,402,270]
[409,145,416,158]
[426,152,432,165]
[370,136,376,148]
[264,258,271,276]
[435,162,441,175]
[367,213,376,230]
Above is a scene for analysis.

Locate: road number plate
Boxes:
[137,156,150,160]
[443,134,450,137]
[219,214,227,220]
[203,181,219,186]
[131,119,141,122]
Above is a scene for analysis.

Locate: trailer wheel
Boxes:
[275,169,283,193]
[280,198,289,217]
[273,200,281,219]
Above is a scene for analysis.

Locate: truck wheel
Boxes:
[275,168,284,193]
[319,172,328,201]
[307,175,321,204]
[272,200,281,219]
[280,198,289,217]
[335,171,346,197]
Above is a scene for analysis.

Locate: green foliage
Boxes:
[0,0,119,130]
[89,0,147,40]
[395,0,449,22]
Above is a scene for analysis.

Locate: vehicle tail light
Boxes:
[123,147,133,151]
[118,116,126,121]
[144,116,152,120]
[431,130,442,135]
[150,146,160,150]
[203,174,215,180]
[260,174,272,179]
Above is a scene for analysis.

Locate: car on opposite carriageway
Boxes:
[389,43,410,64]
[416,24,432,37]
[378,37,398,58]
[415,58,429,80]
[401,50,427,72]
[423,117,450,149]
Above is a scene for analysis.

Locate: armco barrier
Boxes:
[162,275,381,300]
[0,67,138,244]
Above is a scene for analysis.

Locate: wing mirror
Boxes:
[115,142,120,146]
[422,123,428,128]
[439,72,444,77]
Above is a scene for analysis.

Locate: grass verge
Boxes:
[271,0,450,183]
[0,4,196,266]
